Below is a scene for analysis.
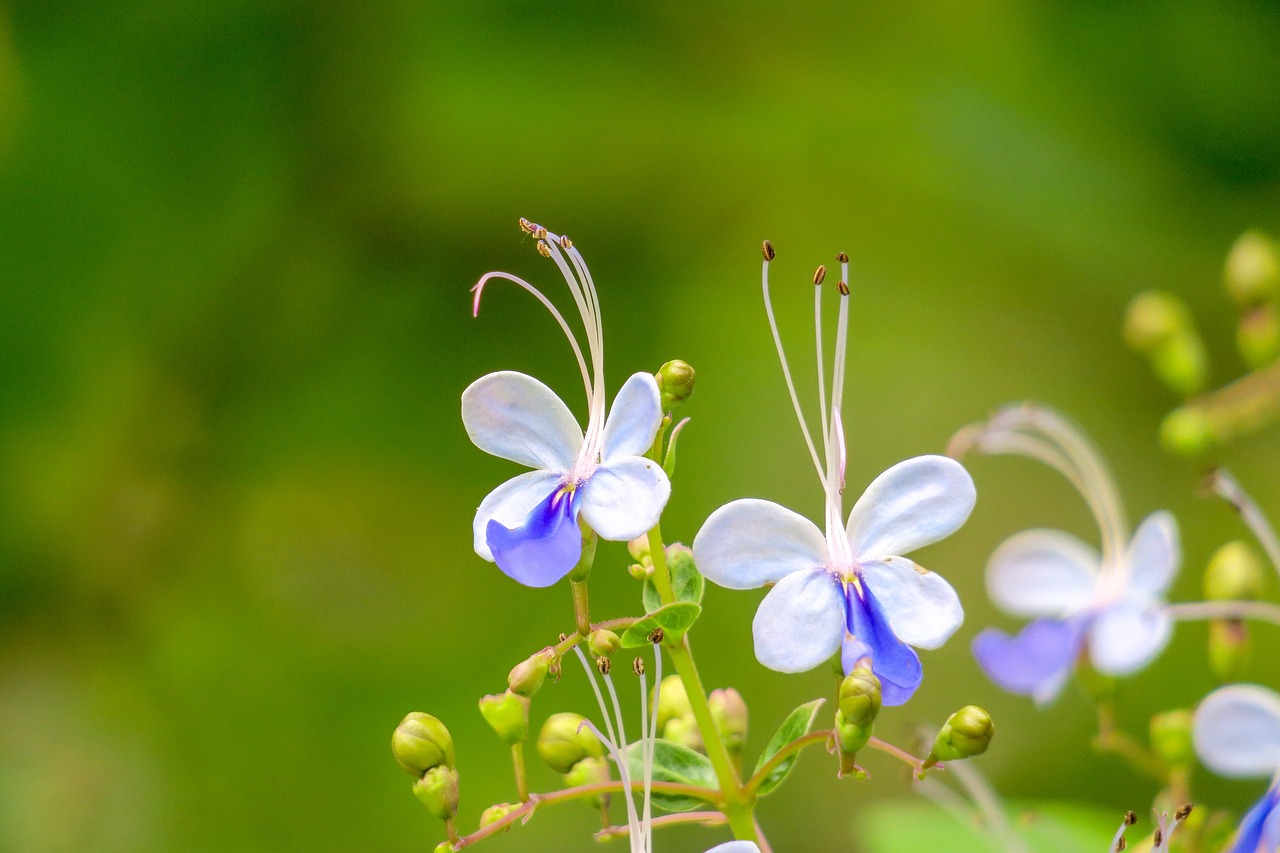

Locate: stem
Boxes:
[1167,600,1280,626]
[1094,709,1167,783]
[511,743,528,803]
[743,730,832,795]
[594,811,726,839]
[445,817,459,845]
[571,579,592,637]
[449,780,720,849]
[867,736,926,770]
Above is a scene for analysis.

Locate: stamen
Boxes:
[1109,810,1134,852]
[836,251,849,263]
[1210,469,1280,582]
[636,652,652,853]
[762,239,776,261]
[836,280,850,296]
[573,647,621,760]
[598,656,612,675]
[536,239,552,258]
[813,265,827,285]
[574,648,641,849]
[646,648,662,853]
[519,217,535,234]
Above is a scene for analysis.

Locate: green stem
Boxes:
[743,730,832,796]
[511,743,528,803]
[868,736,927,770]
[570,579,592,637]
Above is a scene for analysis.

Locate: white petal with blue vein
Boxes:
[472,469,565,562]
[860,556,963,650]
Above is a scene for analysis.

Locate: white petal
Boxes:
[1194,684,1280,778]
[1087,600,1172,675]
[1125,511,1180,600]
[693,499,827,590]
[752,570,845,673]
[601,372,663,462]
[577,456,670,542]
[704,844,761,853]
[473,470,565,561]
[845,455,976,559]
[986,529,1099,619]
[860,556,963,650]
[462,371,582,471]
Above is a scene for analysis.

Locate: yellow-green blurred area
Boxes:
[2,1,1280,850]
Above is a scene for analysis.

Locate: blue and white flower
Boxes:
[465,221,671,587]
[955,406,1181,705]
[1194,684,1280,853]
[693,247,975,705]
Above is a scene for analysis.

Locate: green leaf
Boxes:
[620,602,702,648]
[623,740,718,812]
[642,545,705,613]
[751,698,824,796]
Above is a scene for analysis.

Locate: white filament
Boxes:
[762,257,827,489]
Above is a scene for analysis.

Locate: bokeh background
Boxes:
[1,2,1279,851]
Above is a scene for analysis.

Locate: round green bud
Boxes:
[663,716,704,752]
[589,629,620,657]
[655,675,693,733]
[656,360,696,411]
[838,665,882,728]
[1149,709,1194,767]
[834,709,872,756]
[1160,406,1220,457]
[563,754,611,808]
[1124,291,1192,353]
[413,765,460,820]
[536,712,606,774]
[393,712,455,776]
[1149,334,1208,397]
[1224,230,1280,307]
[627,536,652,563]
[1208,618,1251,683]
[931,706,994,762]
[1238,305,1280,370]
[433,843,452,853]
[708,688,748,755]
[1204,541,1266,602]
[479,802,519,833]
[478,691,530,745]
[508,648,556,698]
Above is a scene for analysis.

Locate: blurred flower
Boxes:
[705,844,761,852]
[465,221,670,587]
[954,406,1180,705]
[1194,684,1280,853]
[694,247,973,704]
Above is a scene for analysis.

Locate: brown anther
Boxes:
[1175,804,1193,821]
[1115,838,1126,852]
[762,240,776,261]
[837,280,850,296]
[632,657,645,676]
[813,265,827,286]
[559,235,573,250]
[836,251,849,263]
[596,656,611,675]
[536,240,552,258]
[534,226,548,240]
[648,628,664,645]
[519,217,534,234]
[1153,830,1162,847]
[1123,811,1137,826]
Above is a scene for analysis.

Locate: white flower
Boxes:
[704,844,761,852]
[464,222,671,587]
[1194,684,1280,853]
[692,246,974,704]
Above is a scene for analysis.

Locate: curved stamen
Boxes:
[1209,469,1280,583]
[814,270,829,461]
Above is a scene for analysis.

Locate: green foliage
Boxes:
[620,602,702,647]
[642,546,705,613]
[751,698,824,796]
[623,741,719,813]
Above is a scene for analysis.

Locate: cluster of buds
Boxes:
[655,675,701,750]
[1224,231,1280,368]
[392,713,460,822]
[834,664,881,778]
[1202,540,1265,681]
[536,712,611,807]
[922,705,995,773]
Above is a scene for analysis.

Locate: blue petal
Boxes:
[1227,787,1278,853]
[844,582,923,706]
[972,617,1088,705]
[486,485,582,588]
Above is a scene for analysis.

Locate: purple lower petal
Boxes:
[1227,787,1279,853]
[844,582,923,706]
[486,485,582,588]
[972,617,1088,705]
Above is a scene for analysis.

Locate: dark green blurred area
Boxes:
[1,1,1279,850]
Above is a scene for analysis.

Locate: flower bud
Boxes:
[1149,709,1194,767]
[393,712,455,776]
[479,802,519,833]
[413,765,460,820]
[1204,541,1265,602]
[478,691,530,745]
[663,716,704,752]
[627,535,652,564]
[508,648,556,697]
[536,712,606,774]
[656,360,696,411]
[1224,230,1280,307]
[1123,292,1207,396]
[838,665,882,728]
[563,754,611,808]
[589,629,620,657]
[1208,618,1251,682]
[708,688,748,755]
[433,843,452,853]
[834,711,873,760]
[655,675,693,733]
[929,706,994,763]
[1238,304,1280,370]
[1160,406,1220,457]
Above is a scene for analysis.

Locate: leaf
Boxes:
[620,602,702,648]
[751,698,825,796]
[642,544,705,613]
[623,740,719,812]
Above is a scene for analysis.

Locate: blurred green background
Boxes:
[1,1,1279,850]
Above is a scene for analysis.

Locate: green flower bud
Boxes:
[413,765,460,820]
[1208,618,1251,682]
[508,648,556,698]
[478,691,530,745]
[1238,305,1280,370]
[1160,406,1220,457]
[1149,709,1194,767]
[536,712,606,774]
[834,710,873,757]
[656,360,696,411]
[393,712,455,776]
[627,536,652,564]
[479,802,519,833]
[1224,230,1280,307]
[930,706,994,762]
[838,665,882,728]
[1124,291,1191,353]
[708,688,748,755]
[589,629,620,657]
[655,675,693,733]
[433,843,452,853]
[1204,541,1266,602]
[1149,335,1208,397]
[563,754,611,808]
[663,716,703,751]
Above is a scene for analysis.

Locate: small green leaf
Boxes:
[751,698,824,796]
[620,602,702,647]
[623,740,718,812]
[642,545,705,613]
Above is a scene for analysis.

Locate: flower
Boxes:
[1194,684,1280,853]
[464,221,671,587]
[955,406,1181,705]
[692,245,975,705]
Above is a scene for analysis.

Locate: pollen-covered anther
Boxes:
[536,240,552,258]
[1124,811,1137,826]
[836,251,849,263]
[762,239,776,261]
[632,657,645,676]
[813,264,827,286]
[1175,803,1193,821]
[1116,838,1126,851]
[559,235,573,250]
[1153,830,1162,847]
[837,280,850,296]
[648,627,664,645]
[519,217,534,234]
[534,225,548,239]
[596,656,611,675]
